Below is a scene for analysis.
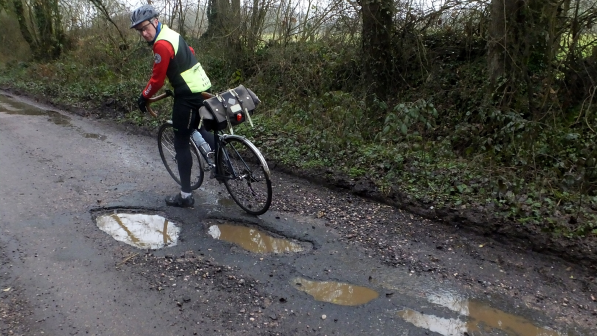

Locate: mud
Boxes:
[271,164,597,270]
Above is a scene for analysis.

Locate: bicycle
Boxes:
[146,91,272,215]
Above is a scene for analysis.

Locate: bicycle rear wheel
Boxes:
[157,122,204,190]
[218,135,272,215]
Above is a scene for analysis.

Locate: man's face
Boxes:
[134,19,157,42]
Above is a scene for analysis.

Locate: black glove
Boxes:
[137,94,148,113]
[165,89,173,97]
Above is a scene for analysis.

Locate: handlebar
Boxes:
[145,91,215,117]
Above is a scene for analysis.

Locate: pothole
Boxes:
[0,101,45,115]
[96,213,180,249]
[207,223,304,254]
[0,96,72,126]
[291,277,378,306]
[83,133,107,140]
[46,110,71,126]
[397,299,563,336]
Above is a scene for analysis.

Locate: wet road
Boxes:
[0,92,588,335]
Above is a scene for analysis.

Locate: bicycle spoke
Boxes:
[158,123,204,190]
[218,136,272,215]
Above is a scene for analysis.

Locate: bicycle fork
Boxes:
[218,136,262,196]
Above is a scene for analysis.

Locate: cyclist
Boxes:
[131,4,215,208]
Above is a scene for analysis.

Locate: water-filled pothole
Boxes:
[372,274,567,335]
[46,110,71,126]
[83,133,107,140]
[291,277,378,306]
[398,299,562,336]
[0,95,72,126]
[96,213,180,249]
[208,223,303,254]
[0,101,45,115]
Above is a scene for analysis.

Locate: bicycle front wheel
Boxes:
[157,122,204,190]
[218,135,272,215]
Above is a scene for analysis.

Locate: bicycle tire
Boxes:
[157,122,204,190]
[217,135,272,215]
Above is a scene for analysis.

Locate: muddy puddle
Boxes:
[366,268,571,335]
[0,95,71,124]
[96,213,180,249]
[397,290,565,336]
[291,277,378,306]
[0,94,105,139]
[0,99,45,115]
[46,110,71,125]
[397,306,561,336]
[83,133,107,140]
[207,223,303,254]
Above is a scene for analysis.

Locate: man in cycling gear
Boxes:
[131,5,214,208]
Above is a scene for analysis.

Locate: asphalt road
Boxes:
[0,92,591,336]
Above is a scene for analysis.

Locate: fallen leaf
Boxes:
[479,244,484,248]
[2,287,10,292]
[591,295,596,301]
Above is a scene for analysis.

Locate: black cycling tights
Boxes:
[173,127,214,193]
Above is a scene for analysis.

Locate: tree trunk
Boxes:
[177,0,186,37]
[248,0,267,52]
[487,0,518,87]
[487,0,551,114]
[203,0,216,38]
[231,0,239,21]
[203,0,231,38]
[361,0,393,103]
[12,0,37,53]
[12,0,64,61]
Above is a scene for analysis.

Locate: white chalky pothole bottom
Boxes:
[96,213,180,249]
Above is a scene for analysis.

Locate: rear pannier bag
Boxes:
[199,85,261,132]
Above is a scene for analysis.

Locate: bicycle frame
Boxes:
[197,131,271,183]
[151,90,272,214]
[148,91,270,182]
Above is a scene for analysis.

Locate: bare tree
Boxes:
[360,0,393,102]
[88,0,127,44]
[12,0,65,61]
